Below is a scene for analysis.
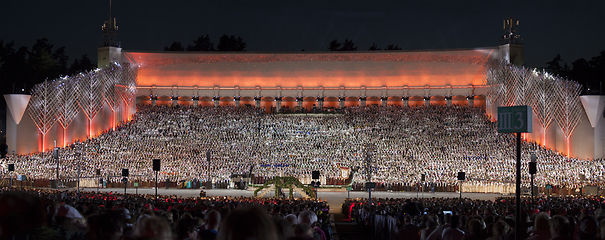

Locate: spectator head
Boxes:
[577,216,597,240]
[86,211,125,240]
[449,215,460,229]
[426,219,436,229]
[161,211,173,224]
[292,224,314,239]
[205,210,221,231]
[273,216,295,240]
[53,203,87,230]
[134,216,173,240]
[533,212,550,231]
[443,212,452,224]
[298,210,318,227]
[285,214,299,226]
[468,219,483,234]
[492,220,510,237]
[54,204,83,221]
[217,205,279,240]
[176,216,199,240]
[549,215,571,238]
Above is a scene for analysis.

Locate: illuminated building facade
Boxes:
[4,17,603,160]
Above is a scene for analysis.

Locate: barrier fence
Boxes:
[0,178,601,196]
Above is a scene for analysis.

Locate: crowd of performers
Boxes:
[2,105,603,190]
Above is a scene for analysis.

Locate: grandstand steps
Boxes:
[257,186,275,198]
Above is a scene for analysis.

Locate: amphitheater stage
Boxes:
[82,187,502,214]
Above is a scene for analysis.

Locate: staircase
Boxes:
[257,186,275,198]
[292,186,312,198]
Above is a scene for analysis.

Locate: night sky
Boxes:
[0,0,603,69]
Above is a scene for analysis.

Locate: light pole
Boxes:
[421,173,425,198]
[8,163,14,189]
[365,143,375,205]
[96,169,100,193]
[529,153,537,210]
[122,168,129,196]
[206,151,211,189]
[77,149,81,197]
[153,159,160,200]
[54,147,59,188]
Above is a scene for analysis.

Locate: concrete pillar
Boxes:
[192,96,199,107]
[151,95,157,106]
[381,97,388,107]
[467,95,475,107]
[295,97,302,108]
[171,96,178,106]
[275,97,282,113]
[445,96,452,106]
[424,96,431,107]
[339,97,345,109]
[213,96,220,107]
[317,97,324,110]
[360,97,367,107]
[234,97,241,108]
[255,97,261,109]
[4,94,31,155]
[402,96,409,107]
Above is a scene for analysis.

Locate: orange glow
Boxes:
[127,50,493,89]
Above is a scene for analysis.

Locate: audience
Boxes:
[2,187,605,240]
[217,205,279,240]
[345,195,605,240]
[0,188,331,240]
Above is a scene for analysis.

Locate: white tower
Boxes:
[498,17,524,66]
[98,0,122,68]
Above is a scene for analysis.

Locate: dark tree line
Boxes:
[0,39,95,95]
[544,51,605,94]
[164,34,246,51]
[328,39,401,51]
[368,42,402,51]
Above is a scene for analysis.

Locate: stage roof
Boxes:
[125,48,498,89]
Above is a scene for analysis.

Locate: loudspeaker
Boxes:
[122,168,129,177]
[153,159,161,171]
[53,148,59,159]
[206,151,211,162]
[312,171,320,179]
[96,169,100,175]
[529,162,537,174]
[457,172,465,181]
[1,143,8,158]
[421,174,426,182]
[8,164,14,172]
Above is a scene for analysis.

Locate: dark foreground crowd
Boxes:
[0,188,331,240]
[343,196,605,240]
